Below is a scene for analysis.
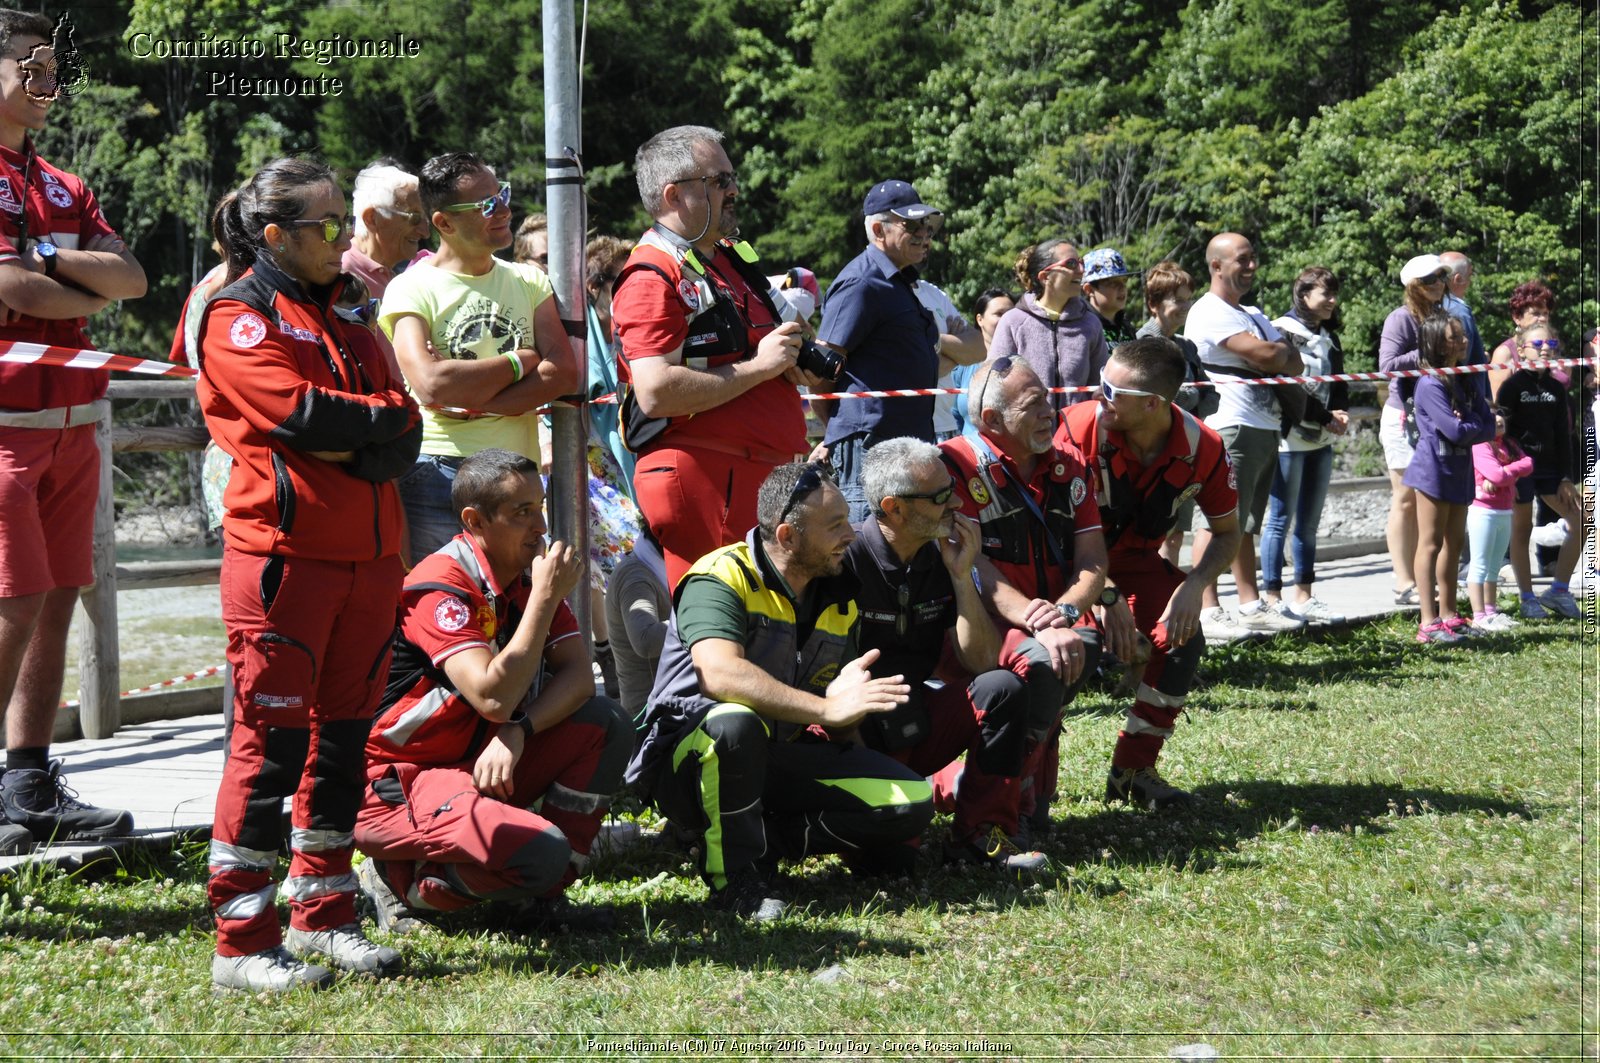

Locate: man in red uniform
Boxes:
[355,449,632,932]
[610,124,820,589]
[0,10,147,855]
[1057,337,1241,809]
[939,358,1108,841]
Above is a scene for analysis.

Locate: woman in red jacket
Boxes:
[196,158,421,994]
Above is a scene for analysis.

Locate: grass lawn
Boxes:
[1,617,1592,1060]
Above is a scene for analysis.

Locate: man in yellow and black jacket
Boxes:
[624,462,934,921]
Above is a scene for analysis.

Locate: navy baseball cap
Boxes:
[863,180,941,220]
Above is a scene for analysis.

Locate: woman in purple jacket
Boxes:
[988,240,1109,414]
[1378,254,1452,606]
[1402,314,1493,644]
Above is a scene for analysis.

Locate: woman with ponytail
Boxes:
[988,239,1109,414]
[196,158,421,993]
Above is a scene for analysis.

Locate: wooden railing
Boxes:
[73,379,212,740]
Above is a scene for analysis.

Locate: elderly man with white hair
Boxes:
[344,160,430,298]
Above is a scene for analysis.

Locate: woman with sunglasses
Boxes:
[988,240,1109,415]
[1378,254,1452,607]
[197,158,422,993]
[1495,322,1583,618]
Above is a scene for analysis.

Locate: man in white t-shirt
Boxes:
[381,152,578,560]
[1182,232,1305,633]
[917,278,982,441]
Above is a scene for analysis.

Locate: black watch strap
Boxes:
[1098,586,1120,606]
[508,711,534,738]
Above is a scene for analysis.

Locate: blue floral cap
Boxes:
[1082,247,1134,284]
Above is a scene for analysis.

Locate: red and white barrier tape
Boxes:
[0,341,198,378]
[59,664,224,711]
[14,337,1590,406]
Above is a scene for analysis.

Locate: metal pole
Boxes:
[543,0,592,645]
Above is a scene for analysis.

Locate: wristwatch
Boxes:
[34,240,56,277]
[1056,602,1081,624]
[508,711,534,739]
[1098,586,1121,606]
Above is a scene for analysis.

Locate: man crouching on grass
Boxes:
[354,448,633,937]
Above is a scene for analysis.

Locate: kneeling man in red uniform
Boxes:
[1057,337,1241,809]
[355,448,633,933]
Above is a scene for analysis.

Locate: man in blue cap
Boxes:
[812,180,984,523]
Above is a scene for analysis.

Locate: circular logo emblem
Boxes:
[967,476,989,506]
[229,313,267,349]
[1223,450,1238,491]
[677,278,701,311]
[434,595,472,632]
[1069,476,1087,507]
[44,183,73,209]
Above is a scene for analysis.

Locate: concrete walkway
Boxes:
[0,549,1568,876]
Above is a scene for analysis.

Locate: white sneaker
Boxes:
[1479,612,1517,631]
[1199,606,1237,638]
[1280,595,1345,625]
[1234,601,1306,632]
[212,946,334,994]
[284,922,402,977]
[1530,519,1571,548]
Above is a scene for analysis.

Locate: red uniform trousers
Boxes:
[632,443,782,589]
[209,550,403,957]
[354,696,632,910]
[930,627,1100,838]
[1109,553,1206,771]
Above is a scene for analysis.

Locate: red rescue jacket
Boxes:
[197,257,421,561]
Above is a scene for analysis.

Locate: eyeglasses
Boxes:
[442,181,512,217]
[973,356,1017,422]
[1041,257,1084,275]
[377,207,425,226]
[673,170,738,193]
[289,216,354,243]
[779,463,826,525]
[1521,338,1561,353]
[897,481,956,506]
[1101,378,1159,403]
[892,215,943,238]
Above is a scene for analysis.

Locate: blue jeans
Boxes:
[397,454,466,561]
[1260,446,1334,592]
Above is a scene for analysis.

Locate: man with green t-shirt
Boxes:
[381,152,578,560]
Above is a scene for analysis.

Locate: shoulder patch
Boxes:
[1223,449,1238,491]
[434,595,472,632]
[677,277,701,311]
[967,476,989,506]
[1069,476,1087,507]
[43,179,73,209]
[0,177,19,213]
[229,312,268,349]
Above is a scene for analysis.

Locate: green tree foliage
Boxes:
[1264,2,1592,365]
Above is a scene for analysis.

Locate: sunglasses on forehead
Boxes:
[442,181,512,218]
[973,356,1018,420]
[779,463,827,525]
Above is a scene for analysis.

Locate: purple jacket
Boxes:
[988,292,1109,413]
[1378,306,1422,412]
[1401,375,1493,504]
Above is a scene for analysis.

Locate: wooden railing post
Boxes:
[77,398,120,739]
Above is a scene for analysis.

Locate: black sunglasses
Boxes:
[779,463,826,525]
[898,481,956,506]
[973,356,1018,420]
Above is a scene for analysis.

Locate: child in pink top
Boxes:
[1468,408,1534,630]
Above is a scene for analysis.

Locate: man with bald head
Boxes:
[1184,233,1304,635]
[1440,250,1487,399]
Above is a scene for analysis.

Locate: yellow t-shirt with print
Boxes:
[379,258,554,460]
